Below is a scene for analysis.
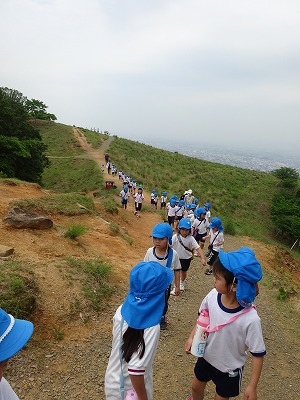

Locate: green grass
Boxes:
[109,137,280,240]
[64,224,88,239]
[42,158,104,193]
[38,121,84,157]
[0,261,38,318]
[12,193,95,215]
[77,128,108,148]
[66,257,114,311]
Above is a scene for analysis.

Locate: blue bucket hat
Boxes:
[209,217,223,231]
[218,247,263,308]
[170,199,176,206]
[0,308,34,362]
[162,191,167,195]
[204,202,211,209]
[178,218,192,230]
[151,223,173,244]
[123,186,128,192]
[195,207,207,218]
[121,261,174,329]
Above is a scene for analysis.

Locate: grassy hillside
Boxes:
[37,121,106,192]
[109,137,280,240]
[37,122,282,241]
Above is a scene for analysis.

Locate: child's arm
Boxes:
[195,247,206,266]
[244,355,264,400]
[185,325,196,354]
[130,374,148,400]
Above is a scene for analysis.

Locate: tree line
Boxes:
[271,167,300,247]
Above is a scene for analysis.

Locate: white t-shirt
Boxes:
[120,190,130,200]
[0,378,19,400]
[167,204,176,217]
[105,306,160,400]
[184,194,195,205]
[209,230,224,252]
[171,234,199,259]
[134,193,144,203]
[175,205,184,217]
[160,195,167,203]
[143,247,181,271]
[192,218,209,235]
[199,289,266,373]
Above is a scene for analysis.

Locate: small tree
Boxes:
[272,167,299,189]
[25,98,57,123]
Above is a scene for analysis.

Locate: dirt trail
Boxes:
[1,130,299,399]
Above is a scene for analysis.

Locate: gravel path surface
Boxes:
[7,234,300,399]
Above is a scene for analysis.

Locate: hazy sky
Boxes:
[1,0,300,154]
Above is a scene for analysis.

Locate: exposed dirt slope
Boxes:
[0,131,299,399]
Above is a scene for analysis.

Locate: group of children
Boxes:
[100,160,266,399]
[105,198,266,399]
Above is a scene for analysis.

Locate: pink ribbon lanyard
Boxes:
[206,305,255,333]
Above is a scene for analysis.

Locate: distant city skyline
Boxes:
[126,136,300,174]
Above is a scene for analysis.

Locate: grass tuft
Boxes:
[66,258,114,311]
[64,225,87,239]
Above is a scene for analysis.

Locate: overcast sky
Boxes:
[1,0,300,155]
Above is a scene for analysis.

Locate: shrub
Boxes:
[64,225,87,239]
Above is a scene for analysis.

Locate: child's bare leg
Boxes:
[191,376,206,400]
[214,393,229,400]
[181,270,187,283]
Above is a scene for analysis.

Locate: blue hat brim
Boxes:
[0,318,34,362]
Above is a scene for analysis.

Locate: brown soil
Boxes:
[1,131,299,399]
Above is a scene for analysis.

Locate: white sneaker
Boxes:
[170,287,176,295]
[180,281,185,291]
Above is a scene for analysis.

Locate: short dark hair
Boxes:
[213,257,237,288]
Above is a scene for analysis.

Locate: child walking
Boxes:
[203,217,224,275]
[170,218,206,294]
[105,261,174,400]
[166,199,177,229]
[203,203,211,223]
[160,191,168,210]
[144,223,181,329]
[192,208,210,250]
[185,247,266,400]
[134,187,144,217]
[120,186,130,209]
[174,199,185,230]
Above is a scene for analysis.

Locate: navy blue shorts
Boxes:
[194,357,243,398]
[179,258,192,271]
[195,233,206,243]
[168,216,175,225]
